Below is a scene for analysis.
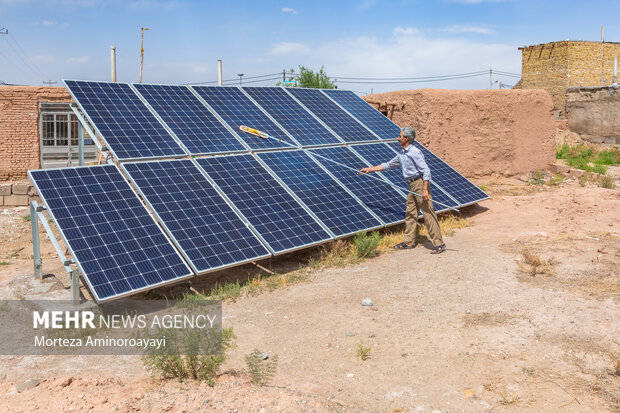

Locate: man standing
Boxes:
[360,126,446,254]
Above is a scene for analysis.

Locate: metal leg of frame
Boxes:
[78,122,85,167]
[30,202,42,280]
[71,268,80,305]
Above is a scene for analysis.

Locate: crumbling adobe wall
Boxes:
[566,85,620,144]
[363,89,555,178]
[0,86,72,181]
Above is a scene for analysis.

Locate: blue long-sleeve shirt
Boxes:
[381,144,432,181]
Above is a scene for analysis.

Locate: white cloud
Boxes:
[270,42,310,55]
[441,25,495,35]
[34,54,56,63]
[281,7,296,14]
[393,26,422,36]
[270,28,519,92]
[66,56,89,63]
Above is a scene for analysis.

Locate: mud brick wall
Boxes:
[0,86,73,181]
[566,85,620,144]
[516,41,620,116]
[364,89,555,178]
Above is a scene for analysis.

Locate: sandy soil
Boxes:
[0,181,618,412]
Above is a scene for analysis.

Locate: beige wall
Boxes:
[566,86,620,143]
[0,86,72,181]
[516,41,620,115]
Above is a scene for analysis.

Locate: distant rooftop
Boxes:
[519,39,620,50]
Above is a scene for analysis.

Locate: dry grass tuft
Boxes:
[516,250,556,276]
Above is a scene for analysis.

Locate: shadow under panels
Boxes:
[29,165,193,303]
[121,159,271,275]
[256,150,383,237]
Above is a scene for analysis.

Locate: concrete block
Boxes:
[27,186,37,197]
[28,196,40,204]
[0,197,3,206]
[552,164,571,174]
[12,183,30,195]
[4,194,29,206]
[0,184,11,196]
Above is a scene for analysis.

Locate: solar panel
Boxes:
[412,142,489,206]
[256,150,383,237]
[196,155,333,254]
[308,146,405,226]
[349,142,460,213]
[29,165,193,302]
[242,87,342,147]
[64,80,186,160]
[121,159,271,274]
[322,90,401,140]
[286,88,380,143]
[133,84,247,155]
[191,86,292,151]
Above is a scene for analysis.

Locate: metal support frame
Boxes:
[78,122,85,166]
[30,201,81,305]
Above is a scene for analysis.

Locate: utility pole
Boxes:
[282,69,286,83]
[110,46,117,82]
[139,27,151,83]
[43,80,57,86]
[237,73,244,86]
[217,60,223,86]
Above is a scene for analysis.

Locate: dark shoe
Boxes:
[393,242,416,250]
[430,244,446,254]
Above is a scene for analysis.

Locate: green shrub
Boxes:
[143,326,236,383]
[353,231,381,258]
[356,341,371,361]
[547,173,564,186]
[245,349,278,386]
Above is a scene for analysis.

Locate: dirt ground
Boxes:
[0,179,618,412]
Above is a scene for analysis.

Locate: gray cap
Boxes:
[401,126,416,142]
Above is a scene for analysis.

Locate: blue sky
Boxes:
[0,0,617,93]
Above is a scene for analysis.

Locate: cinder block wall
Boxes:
[516,41,620,115]
[0,86,73,181]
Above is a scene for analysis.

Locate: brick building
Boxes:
[0,86,97,181]
[515,40,620,117]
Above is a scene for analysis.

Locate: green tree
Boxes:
[280,65,336,89]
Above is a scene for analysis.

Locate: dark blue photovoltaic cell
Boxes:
[64,80,186,160]
[191,86,291,150]
[286,88,379,143]
[134,84,247,155]
[412,142,489,205]
[197,155,332,253]
[243,87,341,146]
[29,165,193,302]
[122,160,271,273]
[349,143,459,213]
[323,90,401,140]
[257,151,382,237]
[308,147,405,225]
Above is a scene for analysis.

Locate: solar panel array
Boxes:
[33,81,489,302]
[29,165,192,302]
[134,84,247,155]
